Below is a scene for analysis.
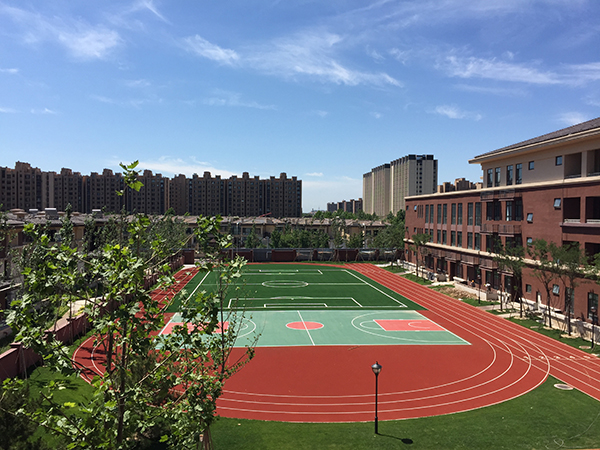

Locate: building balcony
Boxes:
[480,258,499,270]
[498,224,522,235]
[461,254,480,265]
[480,223,498,234]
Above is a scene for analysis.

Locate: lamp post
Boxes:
[371,361,382,434]
[591,306,598,350]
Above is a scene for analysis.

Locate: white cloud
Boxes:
[90,94,161,108]
[124,79,152,88]
[183,30,401,88]
[183,35,239,65]
[111,156,239,179]
[0,68,19,74]
[557,112,589,127]
[433,105,482,121]
[441,55,561,85]
[246,30,402,87]
[202,90,275,110]
[0,4,121,60]
[370,111,382,119]
[389,48,410,64]
[311,110,329,118]
[563,62,600,85]
[454,83,527,97]
[57,27,121,60]
[31,108,57,114]
[305,172,324,177]
[0,107,18,113]
[366,46,384,62]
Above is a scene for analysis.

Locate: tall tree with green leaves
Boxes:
[493,240,526,317]
[551,242,585,336]
[409,233,431,278]
[2,162,254,450]
[528,239,558,328]
[244,224,262,249]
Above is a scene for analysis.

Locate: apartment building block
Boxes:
[363,155,437,216]
[0,163,302,218]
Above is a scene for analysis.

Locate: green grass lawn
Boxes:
[400,273,432,285]
[211,375,600,449]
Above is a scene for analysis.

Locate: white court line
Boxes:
[159,271,210,335]
[343,269,407,307]
[297,311,316,346]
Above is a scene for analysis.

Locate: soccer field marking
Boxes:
[343,269,407,307]
[184,271,210,300]
[297,311,316,345]
[261,280,309,288]
[265,303,328,308]
[226,296,364,309]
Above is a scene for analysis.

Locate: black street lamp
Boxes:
[591,306,598,349]
[371,361,382,434]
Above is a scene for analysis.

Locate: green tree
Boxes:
[551,242,585,336]
[3,163,254,449]
[409,233,431,278]
[494,239,526,317]
[244,224,262,249]
[528,239,558,328]
[347,232,364,249]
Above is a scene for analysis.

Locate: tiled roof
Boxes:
[473,116,600,160]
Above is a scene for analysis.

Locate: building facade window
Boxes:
[457,203,463,225]
[475,202,482,226]
[495,167,501,186]
[515,198,523,221]
[437,204,442,224]
[506,201,513,221]
[437,229,441,243]
[451,231,456,246]
[529,161,535,170]
[506,165,513,185]
[457,231,462,247]
[475,233,481,250]
[467,232,473,249]
[516,163,523,184]
[451,203,456,225]
[589,292,599,319]
[487,169,493,188]
[443,204,447,224]
[556,156,563,166]
[467,202,473,226]
[442,230,447,245]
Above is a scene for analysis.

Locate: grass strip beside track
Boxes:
[212,375,600,450]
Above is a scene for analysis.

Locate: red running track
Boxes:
[74,264,600,423]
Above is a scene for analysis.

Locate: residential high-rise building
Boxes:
[0,163,302,218]
[363,155,437,216]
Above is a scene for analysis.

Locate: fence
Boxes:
[224,248,402,263]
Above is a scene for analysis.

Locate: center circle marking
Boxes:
[286,321,324,330]
[262,280,308,288]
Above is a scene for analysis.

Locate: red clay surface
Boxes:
[73,263,600,423]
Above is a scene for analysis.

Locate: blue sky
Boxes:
[1,0,600,211]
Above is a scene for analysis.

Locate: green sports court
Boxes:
[161,264,468,347]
